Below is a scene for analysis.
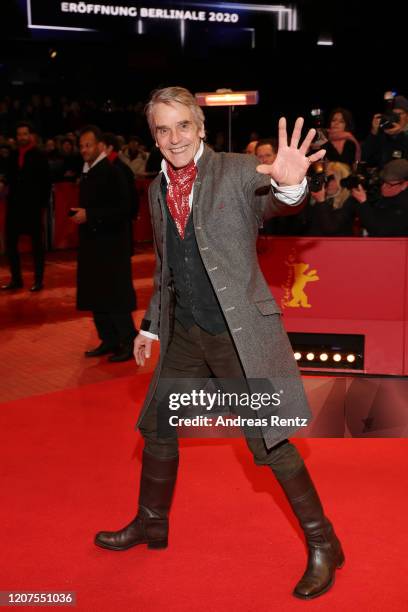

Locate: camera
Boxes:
[310,109,328,147]
[379,112,400,131]
[340,162,381,195]
[308,161,332,192]
[379,91,400,131]
[310,108,324,128]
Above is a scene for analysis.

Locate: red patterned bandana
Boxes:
[166,160,197,239]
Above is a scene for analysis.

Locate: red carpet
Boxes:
[1,247,407,609]
[0,249,158,402]
[1,375,408,611]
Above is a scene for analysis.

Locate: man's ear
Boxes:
[199,124,205,139]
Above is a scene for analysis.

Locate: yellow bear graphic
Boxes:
[287,263,319,308]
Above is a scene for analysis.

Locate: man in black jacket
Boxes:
[351,159,408,235]
[362,96,408,169]
[71,125,137,362]
[1,122,50,291]
[101,132,139,222]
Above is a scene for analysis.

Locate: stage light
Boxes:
[306,352,315,361]
[317,33,333,46]
[294,352,302,361]
[49,49,57,59]
[347,354,356,363]
[333,353,342,362]
[195,90,259,107]
[320,353,329,362]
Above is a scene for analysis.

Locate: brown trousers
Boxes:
[138,321,304,480]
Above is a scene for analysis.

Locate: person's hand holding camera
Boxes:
[351,184,367,203]
[384,122,402,136]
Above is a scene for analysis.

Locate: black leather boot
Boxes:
[277,465,345,599]
[95,450,179,551]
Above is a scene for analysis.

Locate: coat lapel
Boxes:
[191,145,213,226]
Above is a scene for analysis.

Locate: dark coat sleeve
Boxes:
[115,157,139,219]
[85,163,130,227]
[356,194,408,236]
[304,196,357,236]
[7,149,51,208]
[241,155,308,226]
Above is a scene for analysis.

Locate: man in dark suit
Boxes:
[101,132,139,222]
[95,89,344,599]
[71,125,137,362]
[1,122,50,291]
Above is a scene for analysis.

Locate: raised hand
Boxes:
[257,117,326,186]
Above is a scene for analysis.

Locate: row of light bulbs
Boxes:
[294,352,356,363]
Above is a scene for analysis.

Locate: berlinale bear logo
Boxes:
[282,250,319,309]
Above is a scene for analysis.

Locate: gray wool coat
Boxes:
[136,145,312,449]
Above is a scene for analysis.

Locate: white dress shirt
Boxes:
[82,151,107,174]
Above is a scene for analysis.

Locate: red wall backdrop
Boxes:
[258,236,408,376]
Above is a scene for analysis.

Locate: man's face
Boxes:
[381,179,408,197]
[79,132,103,164]
[256,144,276,165]
[394,109,408,130]
[62,140,73,155]
[45,139,55,153]
[128,139,140,155]
[152,101,204,168]
[16,127,31,147]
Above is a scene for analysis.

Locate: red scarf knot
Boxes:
[166,160,197,239]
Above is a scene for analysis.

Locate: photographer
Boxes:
[350,159,408,236]
[362,95,408,168]
[304,161,358,236]
[322,108,361,167]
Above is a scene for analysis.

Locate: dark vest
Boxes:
[163,181,227,335]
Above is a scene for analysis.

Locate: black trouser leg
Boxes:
[5,217,22,283]
[30,219,45,284]
[110,312,137,345]
[92,312,118,346]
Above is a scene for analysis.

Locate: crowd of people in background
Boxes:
[248,99,408,237]
[1,92,408,243]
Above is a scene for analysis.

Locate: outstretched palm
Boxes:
[257,117,326,186]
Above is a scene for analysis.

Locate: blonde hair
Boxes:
[145,86,205,138]
[326,161,351,209]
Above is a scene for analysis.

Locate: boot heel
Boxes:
[148,539,168,549]
[336,549,345,569]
